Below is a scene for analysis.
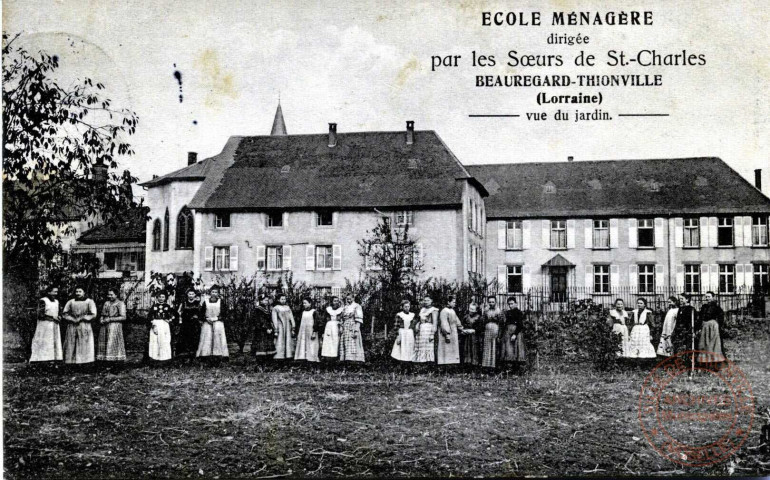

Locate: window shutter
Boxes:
[567,219,576,248]
[743,216,752,245]
[497,265,507,293]
[654,218,665,248]
[674,218,683,248]
[734,217,744,247]
[709,217,718,247]
[204,246,214,271]
[229,245,239,271]
[522,220,531,249]
[745,264,754,290]
[522,266,531,291]
[333,211,339,227]
[655,264,665,289]
[256,245,266,271]
[283,245,292,270]
[332,245,342,271]
[311,212,317,229]
[701,264,710,290]
[584,219,593,249]
[498,221,506,249]
[470,200,475,231]
[609,218,619,248]
[542,220,550,247]
[736,264,745,291]
[610,264,619,290]
[585,265,593,290]
[710,264,719,291]
[628,219,638,248]
[699,217,709,247]
[676,265,684,290]
[629,264,638,292]
[306,244,315,271]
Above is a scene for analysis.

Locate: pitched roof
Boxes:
[139,156,216,187]
[78,207,148,244]
[270,102,287,136]
[468,157,770,218]
[194,130,484,210]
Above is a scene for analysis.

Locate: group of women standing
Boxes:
[390,295,526,369]
[608,292,726,365]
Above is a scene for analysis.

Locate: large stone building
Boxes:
[142,104,488,292]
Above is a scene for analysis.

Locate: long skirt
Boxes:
[64,322,95,364]
[294,318,320,362]
[436,328,460,365]
[657,326,676,357]
[391,328,415,362]
[273,318,294,360]
[482,323,499,368]
[148,320,172,361]
[197,321,229,357]
[321,320,339,358]
[627,325,657,359]
[460,332,480,365]
[178,321,201,357]
[697,320,726,363]
[612,323,630,357]
[97,322,126,361]
[413,324,435,363]
[29,320,63,362]
[499,324,525,363]
[252,329,276,357]
[339,321,365,362]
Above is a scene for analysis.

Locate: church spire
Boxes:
[270,98,287,136]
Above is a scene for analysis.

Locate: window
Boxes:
[683,218,700,248]
[316,245,333,270]
[717,217,734,247]
[638,219,654,248]
[752,216,768,246]
[754,264,770,294]
[506,220,523,250]
[550,220,567,249]
[176,207,194,249]
[684,265,701,294]
[152,219,161,251]
[163,208,170,251]
[267,246,284,271]
[215,212,230,228]
[719,264,735,294]
[103,252,145,272]
[469,200,475,231]
[214,246,230,271]
[395,211,413,227]
[594,265,610,293]
[593,220,610,249]
[316,211,334,227]
[638,264,655,293]
[267,211,283,228]
[507,265,522,293]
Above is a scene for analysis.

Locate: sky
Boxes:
[4,0,769,198]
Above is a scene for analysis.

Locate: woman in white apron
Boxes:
[29,286,63,363]
[628,298,657,359]
[608,298,630,358]
[414,297,438,363]
[148,291,174,362]
[657,296,680,356]
[321,296,343,360]
[197,286,229,360]
[391,299,415,362]
[294,298,321,362]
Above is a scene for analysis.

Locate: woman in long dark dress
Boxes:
[177,289,203,361]
[460,301,482,366]
[251,295,276,360]
[499,297,526,366]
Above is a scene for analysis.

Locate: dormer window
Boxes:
[281,165,291,174]
[267,211,284,228]
[544,182,556,194]
[215,212,230,229]
[316,210,334,227]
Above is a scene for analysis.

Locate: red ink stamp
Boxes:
[639,351,755,467]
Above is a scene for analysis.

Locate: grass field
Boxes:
[4,321,770,478]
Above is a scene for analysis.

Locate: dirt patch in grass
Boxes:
[4,326,770,478]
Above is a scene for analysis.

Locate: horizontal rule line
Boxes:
[468,114,520,118]
[618,114,670,117]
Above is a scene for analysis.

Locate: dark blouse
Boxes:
[253,305,273,333]
[148,303,176,323]
[178,299,203,324]
[500,308,524,337]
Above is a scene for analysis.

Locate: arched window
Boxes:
[163,208,170,251]
[176,207,194,250]
[152,219,161,251]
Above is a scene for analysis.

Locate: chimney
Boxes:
[755,169,762,191]
[328,123,337,147]
[188,151,198,166]
[406,120,414,145]
[567,156,574,162]
[92,158,108,184]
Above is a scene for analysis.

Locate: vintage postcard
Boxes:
[3,0,769,478]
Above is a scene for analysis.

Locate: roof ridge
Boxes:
[467,157,720,168]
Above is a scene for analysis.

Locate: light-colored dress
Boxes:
[437,307,461,365]
[272,305,295,359]
[62,298,97,364]
[657,307,679,357]
[414,307,437,363]
[97,300,127,361]
[321,306,343,358]
[294,309,320,362]
[391,311,416,362]
[339,302,365,362]
[628,309,657,359]
[609,309,630,357]
[29,297,63,362]
[148,303,174,361]
[197,298,229,357]
[482,307,503,368]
